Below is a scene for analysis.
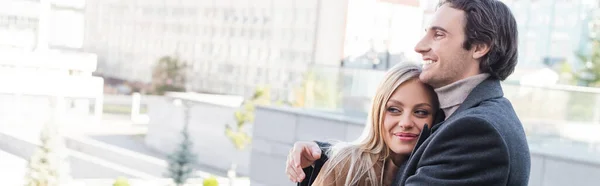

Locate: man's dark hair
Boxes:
[439,0,518,80]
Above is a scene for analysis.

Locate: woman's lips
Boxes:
[394,132,419,141]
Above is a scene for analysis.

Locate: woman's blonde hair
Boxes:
[319,62,426,185]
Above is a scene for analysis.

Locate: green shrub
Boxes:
[113,177,130,186]
[203,176,219,186]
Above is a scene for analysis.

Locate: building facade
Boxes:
[84,0,348,99]
[0,0,103,120]
[341,0,422,70]
[0,0,85,51]
[502,0,598,70]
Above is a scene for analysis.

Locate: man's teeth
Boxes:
[424,60,435,65]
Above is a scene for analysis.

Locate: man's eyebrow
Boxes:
[425,26,448,33]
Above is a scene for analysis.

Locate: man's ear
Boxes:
[472,43,491,59]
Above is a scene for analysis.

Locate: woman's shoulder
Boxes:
[323,145,356,169]
[325,144,384,174]
[313,144,385,186]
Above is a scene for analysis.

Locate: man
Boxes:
[285,0,531,185]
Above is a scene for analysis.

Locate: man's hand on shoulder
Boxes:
[286,141,322,183]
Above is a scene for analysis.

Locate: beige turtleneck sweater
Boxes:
[434,73,490,119]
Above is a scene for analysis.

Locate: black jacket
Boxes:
[298,141,330,186]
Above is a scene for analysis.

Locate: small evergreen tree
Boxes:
[166,102,197,186]
[24,122,70,186]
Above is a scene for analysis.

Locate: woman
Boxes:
[311,63,439,186]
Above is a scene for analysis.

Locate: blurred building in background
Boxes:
[83,0,349,99]
[0,0,40,50]
[0,0,94,84]
[0,0,102,122]
[502,0,599,83]
[341,0,422,70]
[0,0,85,51]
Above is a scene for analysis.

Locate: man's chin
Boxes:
[419,72,433,83]
[419,73,442,88]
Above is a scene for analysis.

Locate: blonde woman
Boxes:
[309,63,439,186]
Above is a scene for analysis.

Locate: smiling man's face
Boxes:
[414,4,483,88]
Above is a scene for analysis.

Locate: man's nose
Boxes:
[414,36,430,54]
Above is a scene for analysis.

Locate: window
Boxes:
[290,10,297,24]
[228,45,236,58]
[240,28,246,37]
[229,27,235,37]
[222,27,228,38]
[205,43,213,54]
[280,30,286,41]
[288,50,297,62]
[171,7,185,17]
[248,29,254,39]
[187,8,198,17]
[241,46,248,58]
[176,24,184,34]
[274,10,283,23]
[217,44,226,59]
[210,27,216,36]
[219,63,234,74]
[282,9,289,23]
[259,48,268,60]
[279,50,286,61]
[155,7,167,17]
[305,9,312,24]
[256,67,264,79]
[305,52,313,63]
[249,47,258,60]
[239,66,247,81]
[204,8,212,18]
[213,44,221,56]
[305,30,312,41]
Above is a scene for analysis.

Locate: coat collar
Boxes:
[431,78,504,132]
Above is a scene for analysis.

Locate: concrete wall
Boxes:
[144,92,250,175]
[528,144,600,186]
[250,105,600,186]
[250,106,365,186]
